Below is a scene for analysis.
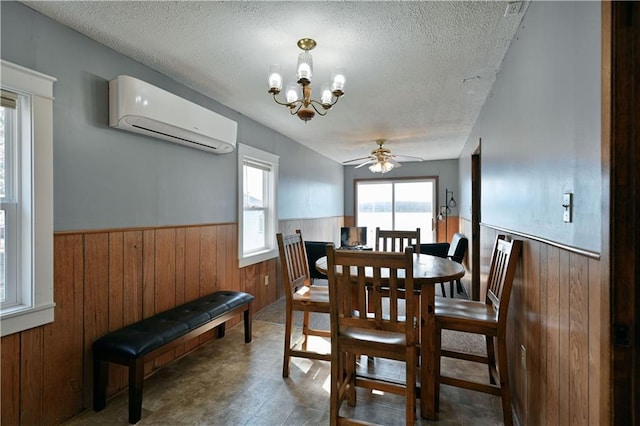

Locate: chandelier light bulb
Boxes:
[331,67,346,92]
[296,52,313,81]
[320,83,333,105]
[268,65,282,91]
[285,82,300,103]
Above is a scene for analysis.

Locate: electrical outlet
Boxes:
[264,275,269,286]
[520,345,526,371]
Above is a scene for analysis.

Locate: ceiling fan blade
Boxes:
[393,154,423,162]
[387,158,402,167]
[354,159,376,168]
[342,155,374,164]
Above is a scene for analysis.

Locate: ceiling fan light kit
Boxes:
[268,38,345,122]
[343,139,423,174]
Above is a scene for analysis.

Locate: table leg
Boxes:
[420,284,437,420]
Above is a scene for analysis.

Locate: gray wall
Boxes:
[458,1,601,253]
[1,2,343,231]
[343,160,459,217]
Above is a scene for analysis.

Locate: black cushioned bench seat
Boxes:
[93,290,254,424]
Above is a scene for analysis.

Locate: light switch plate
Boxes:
[563,193,573,223]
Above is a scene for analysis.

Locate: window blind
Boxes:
[243,158,272,172]
[1,89,17,109]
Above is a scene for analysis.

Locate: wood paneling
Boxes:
[1,333,20,425]
[21,327,43,425]
[279,216,344,244]
[467,222,608,425]
[44,235,84,423]
[83,233,109,409]
[343,215,458,246]
[1,221,306,425]
[436,215,459,243]
[1,217,610,425]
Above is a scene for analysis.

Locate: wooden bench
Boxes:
[92,290,254,424]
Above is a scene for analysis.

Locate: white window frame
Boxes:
[355,178,437,245]
[237,143,278,268]
[0,60,55,337]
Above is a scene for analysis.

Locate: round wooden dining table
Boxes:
[315,252,465,420]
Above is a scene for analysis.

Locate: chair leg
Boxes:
[434,323,443,412]
[302,311,311,350]
[331,351,347,426]
[486,335,497,385]
[496,335,514,426]
[406,346,417,424]
[283,306,294,378]
[346,352,357,406]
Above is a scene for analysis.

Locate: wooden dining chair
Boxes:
[374,227,421,306]
[276,230,331,378]
[325,243,417,426]
[434,235,522,426]
[375,227,421,253]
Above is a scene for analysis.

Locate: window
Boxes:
[0,60,55,337]
[355,178,436,245]
[238,144,278,267]
[1,90,19,308]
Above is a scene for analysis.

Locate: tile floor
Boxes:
[65,303,505,426]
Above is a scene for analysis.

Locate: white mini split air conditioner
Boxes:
[109,75,237,154]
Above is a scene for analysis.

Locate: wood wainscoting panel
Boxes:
[20,326,44,425]
[522,238,542,426]
[154,228,178,368]
[568,252,590,425]
[470,222,607,425]
[107,232,126,393]
[83,233,110,409]
[587,257,606,425]
[1,219,338,425]
[278,216,344,244]
[44,235,85,424]
[1,333,20,425]
[542,244,561,425]
[174,228,187,358]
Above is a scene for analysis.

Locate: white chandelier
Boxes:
[268,38,346,122]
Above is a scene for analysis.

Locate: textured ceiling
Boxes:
[22,1,528,164]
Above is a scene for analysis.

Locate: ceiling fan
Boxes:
[342,139,423,173]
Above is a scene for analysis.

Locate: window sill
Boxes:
[239,248,278,268]
[1,302,55,337]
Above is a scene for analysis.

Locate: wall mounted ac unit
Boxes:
[109,75,237,154]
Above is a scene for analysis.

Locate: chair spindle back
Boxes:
[326,244,416,339]
[485,235,521,319]
[375,227,421,254]
[277,231,311,297]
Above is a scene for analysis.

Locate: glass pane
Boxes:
[0,107,6,199]
[244,165,265,208]
[356,180,436,244]
[243,209,266,252]
[395,181,434,242]
[0,209,5,303]
[356,182,392,246]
